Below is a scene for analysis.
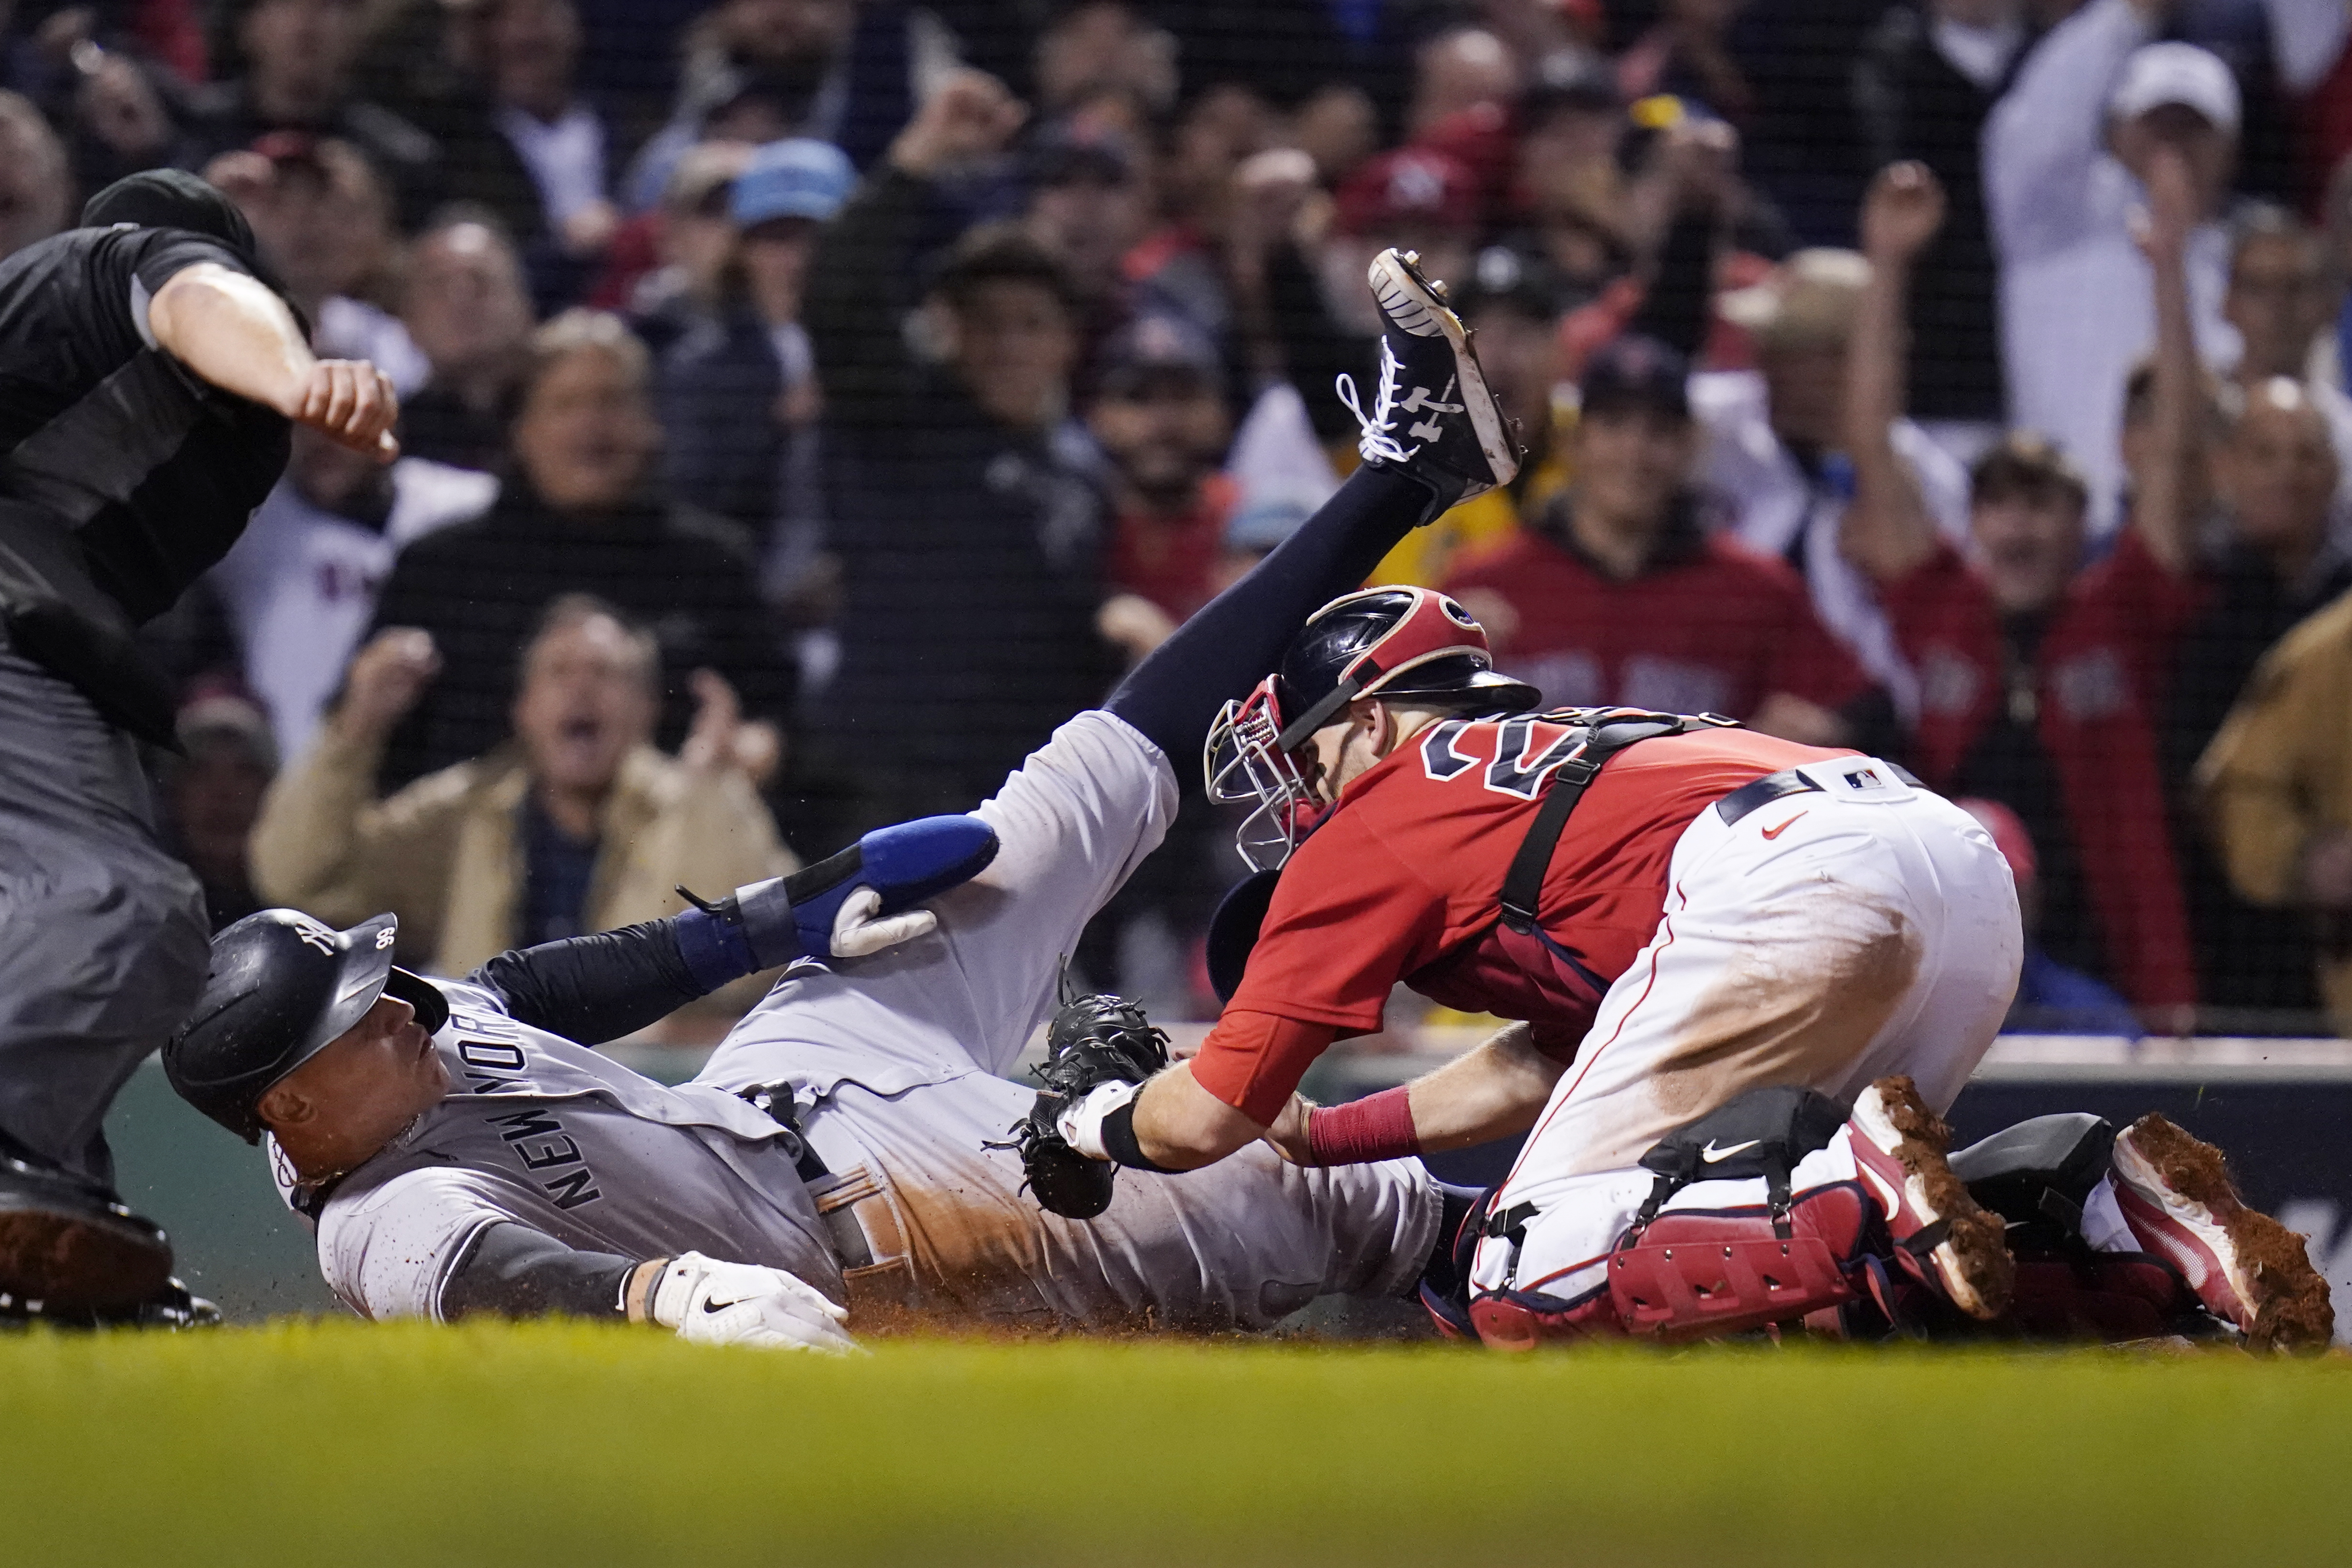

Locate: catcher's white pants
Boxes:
[1476,760,2022,1298]
[701,710,1440,1331]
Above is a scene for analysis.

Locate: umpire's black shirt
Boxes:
[0,225,291,623]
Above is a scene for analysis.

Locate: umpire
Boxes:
[0,169,398,1316]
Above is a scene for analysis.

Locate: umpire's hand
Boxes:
[291,358,401,462]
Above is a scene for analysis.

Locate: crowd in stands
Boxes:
[12,0,2352,1036]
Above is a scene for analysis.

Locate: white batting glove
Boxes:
[828,886,938,960]
[648,1252,861,1355]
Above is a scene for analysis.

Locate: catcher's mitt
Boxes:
[999,990,1171,1220]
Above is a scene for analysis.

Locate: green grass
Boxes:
[0,1322,2345,1567]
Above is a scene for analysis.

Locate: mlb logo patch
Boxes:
[1842,767,1883,790]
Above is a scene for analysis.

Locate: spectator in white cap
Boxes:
[1984,0,2350,533]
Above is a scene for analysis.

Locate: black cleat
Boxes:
[1338,247,1523,525]
[0,1147,173,1312]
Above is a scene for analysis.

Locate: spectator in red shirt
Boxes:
[1444,334,1876,748]
[1839,159,2201,1021]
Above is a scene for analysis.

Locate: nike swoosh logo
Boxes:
[1760,812,1807,840]
[1700,1138,1761,1163]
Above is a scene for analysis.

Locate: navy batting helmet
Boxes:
[164,910,449,1143]
[1204,587,1540,869]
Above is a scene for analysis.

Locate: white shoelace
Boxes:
[1337,336,1467,467]
[1336,337,1417,466]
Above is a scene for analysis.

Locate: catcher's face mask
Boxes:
[1204,588,1514,872]
[1203,676,1323,873]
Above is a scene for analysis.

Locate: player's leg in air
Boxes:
[691,246,1518,1327]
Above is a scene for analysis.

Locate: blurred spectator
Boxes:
[252,603,793,979]
[397,215,538,472]
[1329,146,1481,336]
[1956,797,2143,1035]
[1406,25,1523,143]
[190,0,442,226]
[1841,160,2199,1019]
[1986,10,2248,529]
[435,0,621,310]
[1721,0,1890,244]
[1554,108,1793,374]
[1075,305,1246,1008]
[366,309,794,788]
[0,91,71,261]
[1089,313,1238,656]
[1495,59,1632,301]
[157,692,278,932]
[2169,377,2352,1012]
[1853,0,2031,452]
[208,426,498,763]
[805,69,1117,821]
[1240,142,1481,449]
[2198,585,2352,1033]
[208,133,429,391]
[604,137,754,346]
[1697,244,1968,725]
[659,137,848,530]
[1127,77,1281,363]
[2217,205,2352,485]
[3,6,202,193]
[1030,1,1178,119]
[1372,247,1573,588]
[625,0,955,209]
[1618,0,1754,126]
[1444,334,1872,744]
[1020,121,1155,373]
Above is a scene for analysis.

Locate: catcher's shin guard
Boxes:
[1467,1184,1874,1349]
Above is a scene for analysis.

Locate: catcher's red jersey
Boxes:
[1195,716,1848,1120]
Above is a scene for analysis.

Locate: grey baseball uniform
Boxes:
[296,712,1441,1331]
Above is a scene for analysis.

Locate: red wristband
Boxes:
[1305,1085,1421,1166]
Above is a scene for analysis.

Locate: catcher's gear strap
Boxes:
[1633,1084,1852,1240]
[1497,709,1739,934]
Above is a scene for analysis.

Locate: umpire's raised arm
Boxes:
[145,262,398,460]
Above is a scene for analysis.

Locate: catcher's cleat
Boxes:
[0,1148,173,1312]
[2109,1114,2334,1352]
[1849,1077,2013,1321]
[1338,247,1522,526]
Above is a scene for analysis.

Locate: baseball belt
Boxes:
[741,1082,917,1311]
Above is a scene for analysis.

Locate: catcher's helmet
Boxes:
[1204,587,1540,869]
[164,910,449,1143]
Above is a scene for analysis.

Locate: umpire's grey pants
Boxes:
[0,632,206,1186]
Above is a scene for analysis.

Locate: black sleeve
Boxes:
[128,231,256,298]
[466,918,709,1045]
[440,1222,637,1321]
